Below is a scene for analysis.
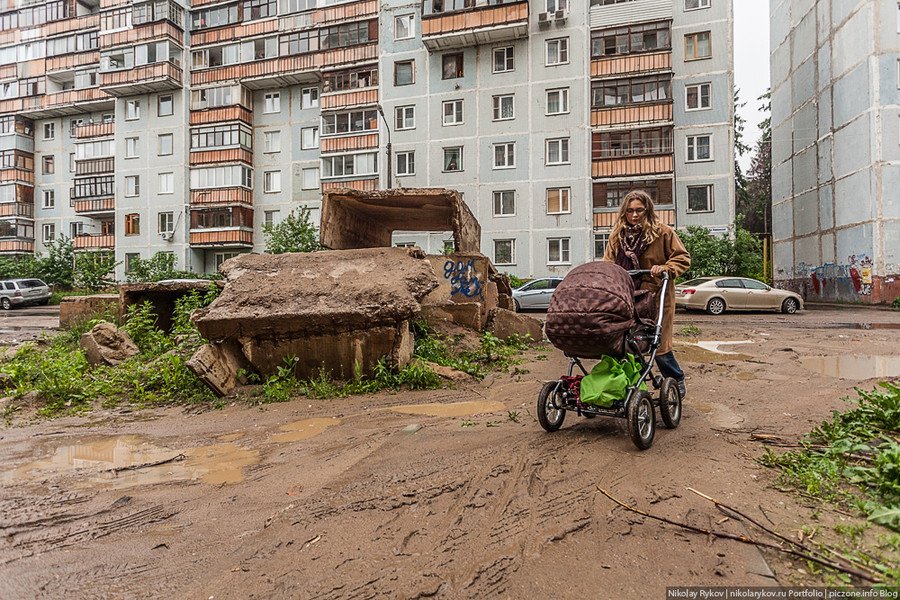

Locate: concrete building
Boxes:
[0,0,734,281]
[770,0,900,304]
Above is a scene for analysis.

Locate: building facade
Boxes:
[770,0,900,304]
[0,0,733,281]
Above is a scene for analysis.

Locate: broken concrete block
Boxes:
[423,252,497,308]
[484,308,543,343]
[186,339,255,398]
[80,322,139,366]
[420,302,484,331]
[59,294,120,329]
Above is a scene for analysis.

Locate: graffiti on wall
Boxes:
[803,254,873,301]
[444,259,484,300]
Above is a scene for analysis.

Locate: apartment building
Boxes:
[0,0,733,281]
[770,0,900,304]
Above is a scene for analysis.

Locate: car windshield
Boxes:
[680,278,715,287]
[19,280,46,288]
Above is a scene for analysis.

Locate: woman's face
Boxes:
[625,198,646,226]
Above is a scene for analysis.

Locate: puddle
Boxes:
[271,417,341,443]
[390,400,506,418]
[1,435,259,489]
[690,401,744,428]
[801,355,900,380]
[848,323,900,330]
[675,343,752,363]
[695,340,755,354]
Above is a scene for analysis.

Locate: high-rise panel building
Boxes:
[770,0,900,304]
[0,0,733,281]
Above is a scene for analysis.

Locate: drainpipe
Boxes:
[376,104,392,189]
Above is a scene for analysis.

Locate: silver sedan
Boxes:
[512,277,564,311]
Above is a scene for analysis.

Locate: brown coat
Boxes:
[603,224,691,354]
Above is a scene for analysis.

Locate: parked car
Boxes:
[0,278,52,310]
[512,277,564,311]
[675,277,803,315]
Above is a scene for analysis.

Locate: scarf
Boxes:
[615,224,646,285]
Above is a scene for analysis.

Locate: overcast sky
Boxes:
[733,1,771,170]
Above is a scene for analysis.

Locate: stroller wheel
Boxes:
[627,390,656,450]
[537,381,566,432]
[659,377,682,429]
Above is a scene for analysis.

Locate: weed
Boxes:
[507,410,520,423]
[486,421,500,427]
[122,302,171,357]
[834,522,868,542]
[535,354,548,361]
[460,421,477,428]
[892,296,900,310]
[677,323,701,337]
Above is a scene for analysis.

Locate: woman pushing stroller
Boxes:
[602,190,691,400]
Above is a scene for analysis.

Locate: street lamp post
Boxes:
[376,104,392,189]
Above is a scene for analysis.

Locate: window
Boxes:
[323,65,378,92]
[43,223,55,242]
[158,133,173,156]
[394,60,414,86]
[301,167,319,189]
[125,213,140,235]
[546,38,569,65]
[43,122,54,140]
[492,95,514,121]
[591,21,671,58]
[686,134,712,161]
[687,185,713,212]
[594,230,610,259]
[43,189,55,208]
[125,137,139,158]
[321,153,377,178]
[395,14,414,40]
[685,0,710,9]
[264,131,280,153]
[70,222,84,238]
[264,92,280,113]
[301,127,319,149]
[443,147,462,172]
[190,165,253,188]
[493,46,514,73]
[685,31,711,60]
[321,109,378,135]
[126,100,140,120]
[442,52,463,79]
[125,175,140,197]
[264,170,281,193]
[493,190,515,216]
[546,138,570,165]
[493,143,515,169]
[158,95,173,116]
[243,0,275,21]
[42,155,54,174]
[546,88,569,115]
[494,239,515,265]
[593,128,673,158]
[159,172,173,194]
[685,82,711,110]
[547,187,570,214]
[124,253,140,272]
[158,211,174,233]
[69,153,75,172]
[548,238,570,264]
[443,100,463,125]
[301,87,319,109]
[547,0,568,10]
[190,123,252,150]
[397,151,415,176]
[395,105,415,130]
[591,75,672,107]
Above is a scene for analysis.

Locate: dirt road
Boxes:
[1,306,899,599]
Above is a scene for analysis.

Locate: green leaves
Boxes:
[262,207,322,254]
[678,219,765,282]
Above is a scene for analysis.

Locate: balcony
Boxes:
[190,106,253,126]
[190,187,253,207]
[190,18,279,48]
[99,22,183,49]
[593,209,674,229]
[43,14,100,37]
[0,168,35,185]
[591,154,674,178]
[591,51,672,79]
[321,178,378,192]
[320,133,379,154]
[189,229,253,248]
[72,175,115,201]
[0,203,35,218]
[320,88,378,111]
[74,197,115,216]
[72,121,115,139]
[591,101,673,129]
[19,88,114,119]
[75,156,115,176]
[189,148,253,166]
[46,51,101,73]
[0,240,35,254]
[74,233,115,250]
[99,62,183,96]
[421,0,528,51]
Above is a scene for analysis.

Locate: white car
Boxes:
[512,277,564,311]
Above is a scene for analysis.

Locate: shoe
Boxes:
[677,379,686,400]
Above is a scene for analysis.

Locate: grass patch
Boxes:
[677,323,701,337]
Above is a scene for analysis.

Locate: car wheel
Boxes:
[706,297,725,315]
[1,297,11,310]
[781,297,799,314]
[513,299,521,312]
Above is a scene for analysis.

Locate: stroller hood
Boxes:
[545,261,639,358]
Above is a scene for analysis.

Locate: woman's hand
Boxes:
[650,265,667,277]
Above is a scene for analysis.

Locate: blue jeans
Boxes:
[655,351,684,382]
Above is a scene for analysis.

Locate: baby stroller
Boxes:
[538,262,682,450]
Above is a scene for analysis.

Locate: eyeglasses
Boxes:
[625,207,646,215]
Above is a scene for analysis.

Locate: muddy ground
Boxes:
[1,306,899,599]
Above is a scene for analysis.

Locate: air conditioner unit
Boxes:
[538,11,551,26]
[554,9,568,22]
[160,231,174,241]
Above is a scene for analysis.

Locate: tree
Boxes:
[679,219,764,281]
[73,251,119,291]
[125,252,203,283]
[38,235,75,287]
[737,91,772,236]
[262,207,321,254]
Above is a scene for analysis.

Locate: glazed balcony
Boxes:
[46,52,102,73]
[99,22,183,48]
[72,175,115,201]
[591,154,674,178]
[189,228,253,248]
[593,208,674,228]
[74,233,115,250]
[0,168,35,185]
[190,187,253,207]
[74,197,115,216]
[190,18,279,48]
[189,148,253,166]
[591,101,673,129]
[0,183,34,204]
[190,106,253,126]
[320,88,378,111]
[75,156,115,176]
[316,0,378,25]
[43,14,100,37]
[321,178,377,192]
[99,61,183,96]
[0,203,35,219]
[0,240,35,254]
[72,121,115,139]
[591,51,672,79]
[320,133,379,154]
[19,88,113,119]
[421,0,528,51]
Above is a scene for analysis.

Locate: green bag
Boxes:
[579,354,647,408]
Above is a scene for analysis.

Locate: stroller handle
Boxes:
[626,270,670,349]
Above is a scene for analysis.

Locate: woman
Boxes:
[603,190,691,399]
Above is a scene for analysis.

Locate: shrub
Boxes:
[262,207,321,254]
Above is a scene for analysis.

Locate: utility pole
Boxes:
[376,105,392,189]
